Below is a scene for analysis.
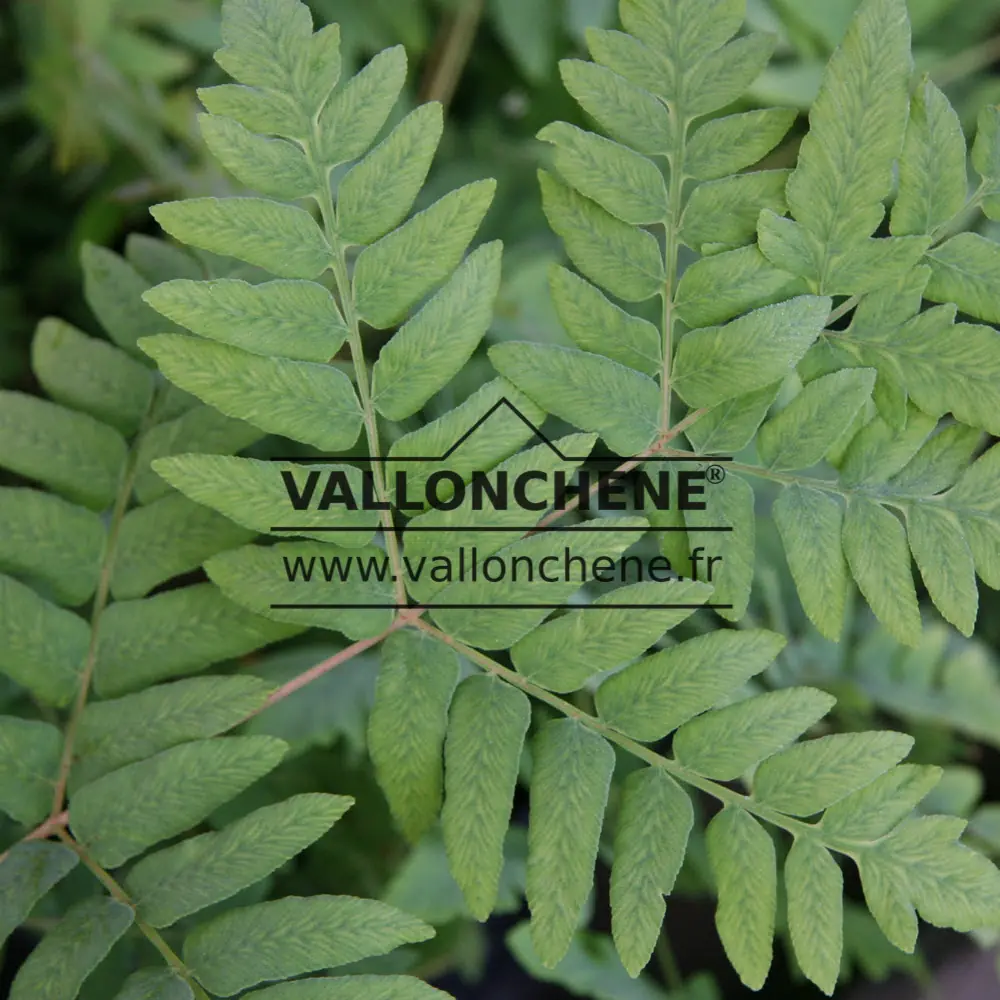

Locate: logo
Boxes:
[267,398,733,612]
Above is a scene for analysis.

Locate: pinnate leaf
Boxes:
[354,181,496,329]
[368,630,460,843]
[0,574,87,706]
[151,199,331,280]
[184,895,434,996]
[74,675,274,789]
[442,676,531,920]
[785,837,844,996]
[595,630,786,742]
[372,241,503,421]
[539,170,664,302]
[140,334,363,452]
[0,717,62,825]
[143,278,349,364]
[610,768,692,977]
[527,720,614,968]
[0,843,78,950]
[127,793,352,927]
[773,485,850,640]
[672,296,831,409]
[706,807,776,991]
[69,736,288,867]
[842,498,922,647]
[752,731,914,816]
[673,688,835,781]
[9,896,133,1000]
[511,580,712,693]
[490,341,660,454]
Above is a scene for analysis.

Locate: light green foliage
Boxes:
[368,630,460,842]
[672,688,836,780]
[757,369,876,470]
[0,391,126,511]
[596,630,786,741]
[442,676,531,919]
[183,895,435,996]
[925,233,1000,323]
[672,297,831,408]
[707,807,776,991]
[610,768,692,977]
[548,266,661,374]
[143,279,349,363]
[32,318,154,434]
[527,720,614,967]
[140,335,364,452]
[152,455,378,546]
[111,493,256,600]
[785,837,843,996]
[511,580,712,692]
[842,499,923,646]
[773,485,849,640]
[538,169,664,301]
[73,676,275,789]
[69,736,288,867]
[490,342,659,453]
[94,583,299,697]
[890,78,967,237]
[782,0,912,258]
[126,793,353,927]
[753,732,915,816]
[371,242,504,420]
[205,542,394,639]
[7,0,1000,996]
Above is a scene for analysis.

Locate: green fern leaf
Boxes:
[673,688,836,781]
[706,807,776,991]
[784,837,843,996]
[368,630,460,843]
[0,717,63,824]
[94,583,298,697]
[139,335,363,452]
[511,580,712,693]
[0,574,88,706]
[152,455,378,546]
[442,675,531,920]
[127,793,352,927]
[0,843,78,949]
[183,895,434,996]
[752,731,914,816]
[609,767,692,977]
[527,719,614,968]
[9,896,133,1000]
[143,278,349,364]
[69,736,288,867]
[595,630,786,741]
[0,488,104,607]
[113,969,194,1000]
[74,675,274,789]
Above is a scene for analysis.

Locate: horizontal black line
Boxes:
[270,603,733,610]
[269,525,733,533]
[267,456,733,464]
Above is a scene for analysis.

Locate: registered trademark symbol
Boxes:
[706,465,726,485]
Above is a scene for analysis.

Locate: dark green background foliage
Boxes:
[3,1,1000,999]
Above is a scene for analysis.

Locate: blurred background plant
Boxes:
[3,0,1000,997]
